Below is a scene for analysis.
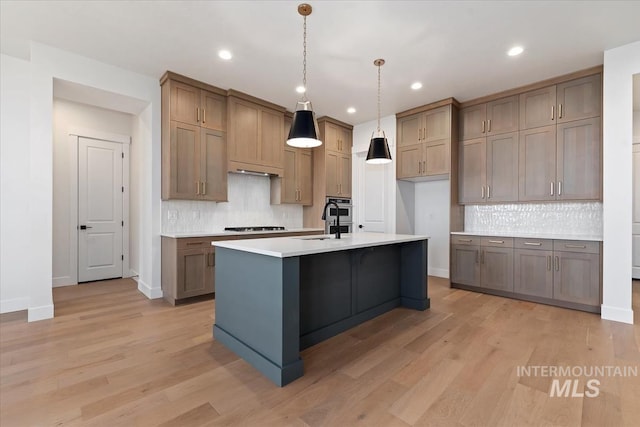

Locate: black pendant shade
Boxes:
[366,134,392,164]
[287,106,321,148]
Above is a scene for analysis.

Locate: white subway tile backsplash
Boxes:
[465,202,602,236]
[162,173,303,233]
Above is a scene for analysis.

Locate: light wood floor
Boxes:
[1,278,639,426]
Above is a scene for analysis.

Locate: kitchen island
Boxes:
[212,232,429,386]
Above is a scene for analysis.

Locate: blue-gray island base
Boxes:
[213,235,429,386]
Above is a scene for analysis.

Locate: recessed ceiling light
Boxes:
[411,82,423,90]
[347,107,356,114]
[507,46,524,57]
[218,50,232,60]
[295,85,306,94]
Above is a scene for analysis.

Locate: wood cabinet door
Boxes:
[519,85,556,130]
[424,106,450,142]
[259,108,284,169]
[397,144,422,179]
[200,128,227,201]
[281,148,297,203]
[170,81,199,125]
[339,154,352,197]
[340,127,352,153]
[176,248,208,298]
[486,95,519,135]
[425,139,449,176]
[168,121,199,199]
[200,90,226,131]
[481,246,514,291]
[205,248,215,294]
[228,98,259,164]
[553,251,600,306]
[398,113,422,146]
[298,149,313,205]
[514,249,553,298]
[460,104,486,141]
[459,138,486,204]
[325,151,340,197]
[486,132,518,202]
[451,244,480,286]
[518,126,557,201]
[556,117,601,200]
[556,74,601,123]
[323,123,340,152]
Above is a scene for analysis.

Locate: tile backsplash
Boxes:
[162,173,303,233]
[464,202,602,236]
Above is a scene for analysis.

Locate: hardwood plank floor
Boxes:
[1,278,639,426]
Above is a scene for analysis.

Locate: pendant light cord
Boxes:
[302,15,308,101]
[377,62,381,134]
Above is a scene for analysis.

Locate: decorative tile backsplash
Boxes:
[162,173,303,233]
[465,202,603,236]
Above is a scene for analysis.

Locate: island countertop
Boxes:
[212,232,430,258]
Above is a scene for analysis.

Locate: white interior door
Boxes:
[355,151,388,233]
[78,137,123,282]
[633,143,640,279]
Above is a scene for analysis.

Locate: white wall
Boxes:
[415,180,450,277]
[602,40,640,324]
[0,43,162,320]
[162,173,303,233]
[0,55,31,313]
[52,99,134,286]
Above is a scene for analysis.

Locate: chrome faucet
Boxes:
[321,201,341,239]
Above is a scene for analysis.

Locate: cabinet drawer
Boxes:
[514,238,553,250]
[451,235,480,246]
[553,240,600,254]
[177,237,212,249]
[480,237,514,248]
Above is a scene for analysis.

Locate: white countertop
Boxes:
[161,228,324,238]
[213,232,430,258]
[451,231,603,241]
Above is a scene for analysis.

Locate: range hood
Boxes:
[231,169,279,177]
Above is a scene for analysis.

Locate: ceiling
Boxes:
[2,1,640,124]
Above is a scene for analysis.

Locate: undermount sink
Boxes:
[295,235,349,241]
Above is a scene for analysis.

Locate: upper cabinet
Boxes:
[324,122,352,153]
[397,100,458,181]
[227,90,286,176]
[460,95,519,141]
[272,114,313,206]
[161,72,228,201]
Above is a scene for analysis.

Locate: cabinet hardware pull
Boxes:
[418,161,422,174]
[481,186,485,199]
[524,242,542,246]
[422,161,426,174]
[488,119,491,132]
[565,244,586,249]
[481,250,485,264]
[488,240,504,244]
[197,107,200,122]
[196,181,200,195]
[547,255,551,271]
[550,182,554,196]
[476,249,479,263]
[203,108,206,123]
[458,239,473,243]
[555,256,559,271]
[187,242,203,246]
[559,103,563,119]
[487,185,491,199]
[482,120,485,133]
[551,105,554,120]
[558,181,562,196]
[418,128,421,141]
[202,181,206,195]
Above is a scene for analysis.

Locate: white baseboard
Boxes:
[28,304,54,322]
[137,279,163,299]
[127,269,139,279]
[0,297,29,314]
[53,276,77,287]
[428,267,449,279]
[601,304,634,324]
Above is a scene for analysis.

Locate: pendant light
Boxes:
[287,3,321,148]
[366,58,392,164]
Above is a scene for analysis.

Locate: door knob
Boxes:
[79,225,93,230]
[358,224,364,229]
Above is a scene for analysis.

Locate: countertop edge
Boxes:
[160,228,325,238]
[450,231,603,242]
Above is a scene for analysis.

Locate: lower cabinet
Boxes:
[162,230,324,305]
[451,234,602,312]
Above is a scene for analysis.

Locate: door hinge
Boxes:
[121,255,124,260]
[121,152,124,159]
[121,220,124,226]
[122,186,124,193]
